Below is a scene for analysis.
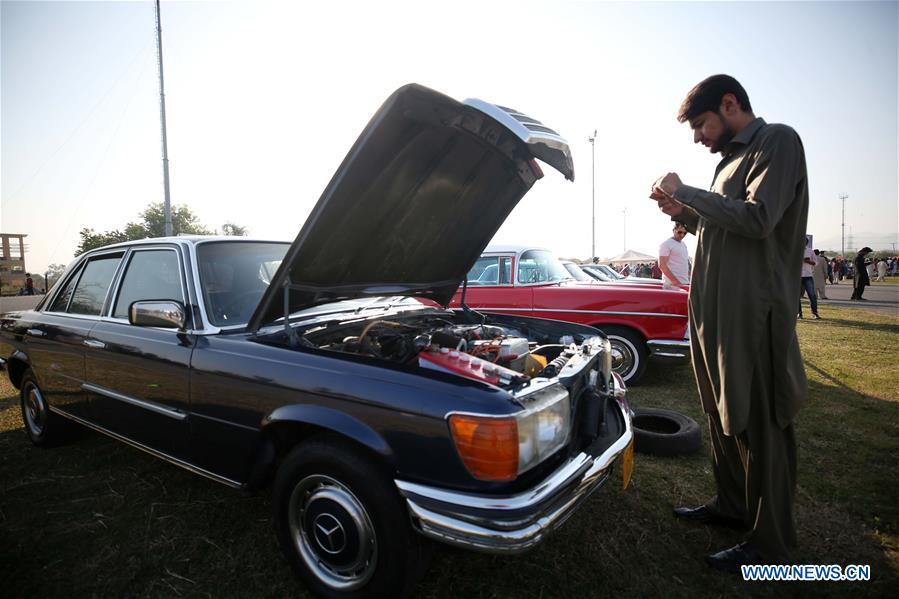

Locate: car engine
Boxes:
[300,314,592,390]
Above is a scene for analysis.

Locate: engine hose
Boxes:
[538,352,573,378]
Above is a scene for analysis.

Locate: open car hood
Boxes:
[248,84,573,332]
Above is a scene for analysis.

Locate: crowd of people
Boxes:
[798,245,895,306]
[822,253,898,284]
[613,262,662,278]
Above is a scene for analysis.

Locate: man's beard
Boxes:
[709,113,735,153]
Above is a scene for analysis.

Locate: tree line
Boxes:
[76,202,246,255]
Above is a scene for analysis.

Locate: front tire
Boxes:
[273,438,429,598]
[599,326,647,384]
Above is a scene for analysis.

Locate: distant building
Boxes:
[1,233,28,289]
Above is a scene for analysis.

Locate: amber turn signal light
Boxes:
[448,414,518,481]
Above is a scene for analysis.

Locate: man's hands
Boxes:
[650,172,685,217]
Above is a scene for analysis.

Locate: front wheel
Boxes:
[598,326,647,384]
[273,438,429,598]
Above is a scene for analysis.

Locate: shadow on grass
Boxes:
[803,360,866,398]
[1,359,897,598]
[820,317,899,336]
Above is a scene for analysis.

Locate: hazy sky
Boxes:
[2,0,897,273]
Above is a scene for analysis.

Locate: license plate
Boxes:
[622,439,635,490]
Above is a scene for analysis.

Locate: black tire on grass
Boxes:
[632,407,701,456]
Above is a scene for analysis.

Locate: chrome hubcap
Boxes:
[608,337,636,380]
[288,474,377,591]
[23,383,47,436]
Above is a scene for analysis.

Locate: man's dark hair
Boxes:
[677,74,753,123]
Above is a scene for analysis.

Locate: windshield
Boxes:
[562,262,594,282]
[517,250,572,284]
[581,265,612,281]
[196,241,290,326]
[597,264,624,280]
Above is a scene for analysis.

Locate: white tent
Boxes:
[603,249,657,266]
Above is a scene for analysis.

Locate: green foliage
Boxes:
[75,229,131,255]
[74,203,234,255]
[221,222,248,236]
[45,263,67,288]
[136,203,212,238]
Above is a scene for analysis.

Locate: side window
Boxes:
[113,250,185,319]
[467,257,497,285]
[68,255,123,315]
[48,264,83,312]
[466,256,512,286]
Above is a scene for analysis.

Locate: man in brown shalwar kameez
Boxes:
[649,74,808,572]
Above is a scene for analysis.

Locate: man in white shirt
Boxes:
[659,222,690,289]
[799,237,820,319]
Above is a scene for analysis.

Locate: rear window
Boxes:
[68,254,123,315]
[48,264,83,312]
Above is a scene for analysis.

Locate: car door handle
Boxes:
[25,328,47,338]
[83,339,106,349]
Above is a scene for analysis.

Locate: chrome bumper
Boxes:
[394,392,633,554]
[647,338,691,362]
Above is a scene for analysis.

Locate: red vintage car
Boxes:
[449,245,690,383]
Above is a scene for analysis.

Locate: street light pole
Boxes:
[591,131,596,261]
[622,207,627,252]
[839,193,848,256]
[155,0,173,237]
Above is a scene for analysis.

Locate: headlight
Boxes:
[448,383,570,482]
[515,383,570,474]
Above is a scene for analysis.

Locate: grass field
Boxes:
[1,304,896,598]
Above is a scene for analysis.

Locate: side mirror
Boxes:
[129,300,187,330]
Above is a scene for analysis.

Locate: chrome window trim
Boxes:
[107,246,188,322]
[36,313,106,324]
[82,382,187,421]
[48,405,241,488]
[470,307,688,319]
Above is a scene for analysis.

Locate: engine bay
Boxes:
[297,312,607,391]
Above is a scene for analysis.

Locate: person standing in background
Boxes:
[876,258,887,282]
[812,249,828,299]
[851,247,872,300]
[658,222,690,289]
[799,240,820,319]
